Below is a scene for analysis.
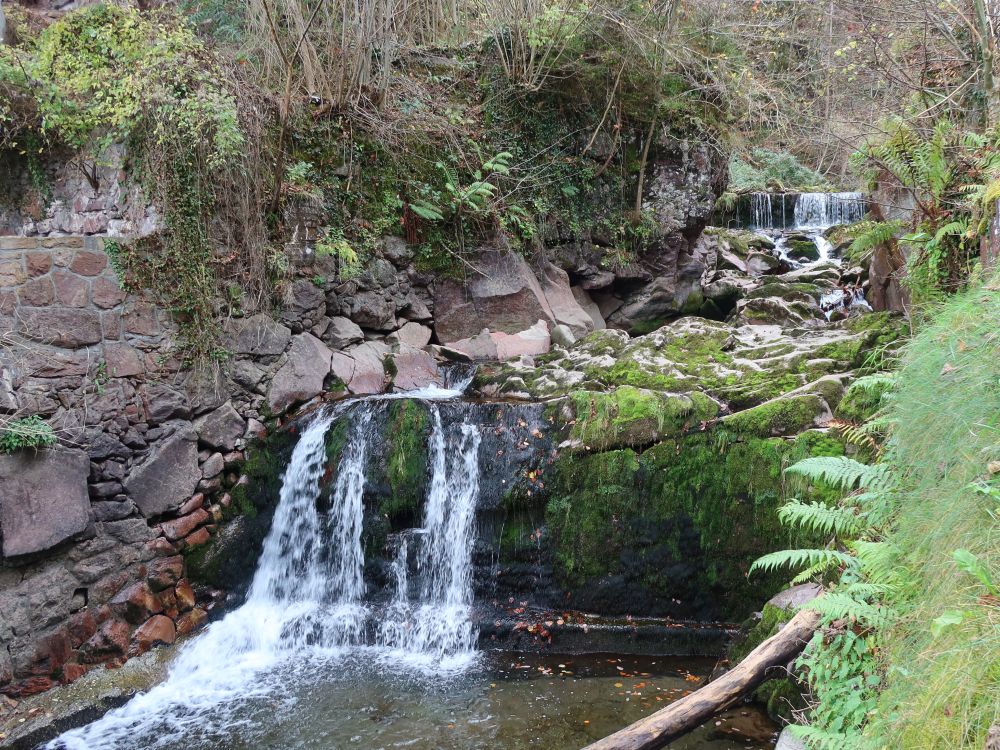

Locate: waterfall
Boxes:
[750,192,773,229]
[377,405,482,666]
[793,191,865,229]
[51,392,484,749]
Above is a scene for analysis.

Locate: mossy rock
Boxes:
[722,394,827,437]
[563,386,719,450]
[786,238,820,260]
[381,400,431,520]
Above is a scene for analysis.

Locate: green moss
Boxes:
[382,400,429,519]
[540,422,849,620]
[228,425,299,520]
[722,394,824,437]
[787,238,820,260]
[544,449,642,583]
[836,379,893,422]
[565,386,718,450]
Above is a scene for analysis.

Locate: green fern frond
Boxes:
[784,456,889,491]
[778,501,864,537]
[806,591,892,629]
[750,548,857,576]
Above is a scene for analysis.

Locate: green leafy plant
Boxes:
[0,415,57,453]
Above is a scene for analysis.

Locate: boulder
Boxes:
[227,314,292,358]
[125,433,201,517]
[267,333,333,414]
[0,446,90,557]
[193,401,245,451]
[344,341,388,394]
[775,728,807,750]
[321,316,364,349]
[767,583,823,611]
[492,320,551,361]
[387,321,432,348]
[445,330,499,361]
[382,235,413,266]
[433,248,554,343]
[539,262,595,337]
[390,344,442,391]
[571,286,606,330]
[347,291,395,330]
[143,384,191,425]
[278,279,326,332]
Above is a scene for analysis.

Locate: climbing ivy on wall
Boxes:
[1,4,257,358]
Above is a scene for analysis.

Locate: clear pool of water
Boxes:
[59,649,776,750]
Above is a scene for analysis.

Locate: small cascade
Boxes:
[749,192,773,230]
[377,406,482,665]
[793,191,866,229]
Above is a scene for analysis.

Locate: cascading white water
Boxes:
[50,408,366,750]
[52,391,485,748]
[750,192,773,229]
[377,406,481,667]
[793,192,865,230]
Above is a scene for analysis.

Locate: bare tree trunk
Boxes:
[581,608,821,750]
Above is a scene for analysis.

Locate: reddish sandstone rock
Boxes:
[91,275,127,309]
[28,631,72,676]
[52,269,89,307]
[175,607,208,636]
[26,251,52,277]
[82,619,130,661]
[160,509,209,542]
[174,579,196,612]
[17,276,55,306]
[70,250,107,276]
[61,662,89,684]
[181,527,211,549]
[110,582,163,624]
[159,588,178,619]
[66,611,97,649]
[179,493,205,516]
[130,615,176,656]
[147,555,184,592]
[3,677,54,698]
[145,537,178,558]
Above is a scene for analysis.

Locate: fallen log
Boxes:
[581,607,822,750]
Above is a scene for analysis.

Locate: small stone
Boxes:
[160,509,209,541]
[130,615,176,656]
[200,453,224,479]
[174,579,196,612]
[175,607,208,636]
[145,537,178,558]
[60,663,89,684]
[179,493,205,515]
[110,581,163,624]
[147,555,184,592]
[245,419,266,441]
[182,527,211,549]
[193,402,245,452]
[82,619,130,661]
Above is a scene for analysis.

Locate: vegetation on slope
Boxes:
[754,279,1000,749]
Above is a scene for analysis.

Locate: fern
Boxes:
[785,456,891,492]
[847,220,904,260]
[779,500,864,537]
[750,548,857,576]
